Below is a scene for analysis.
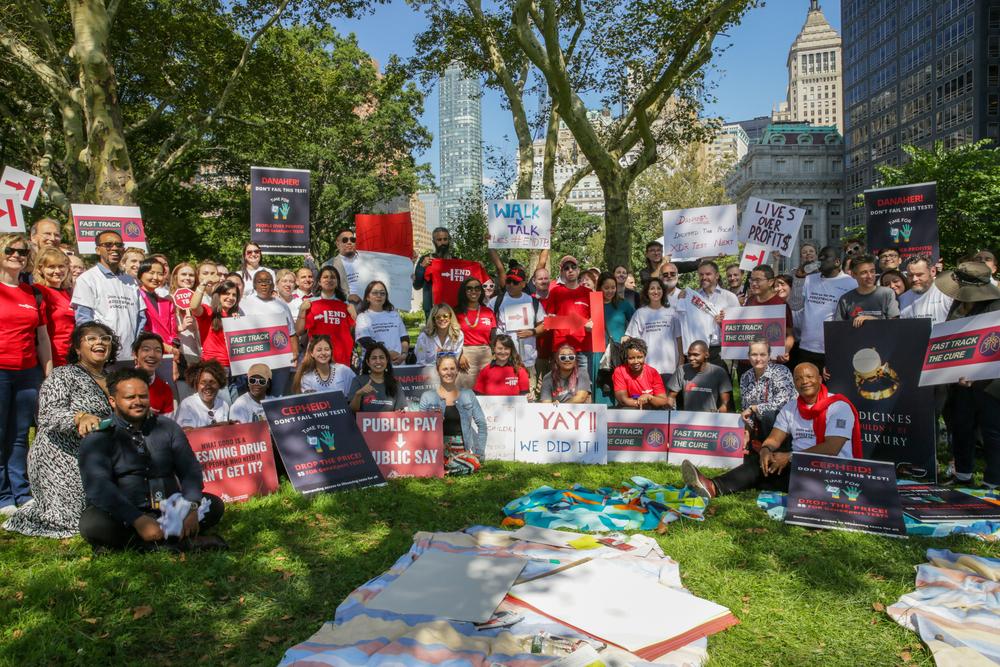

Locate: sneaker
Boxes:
[0,504,17,517]
[681,460,717,499]
[17,499,35,510]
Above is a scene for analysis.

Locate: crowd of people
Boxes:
[1,217,997,552]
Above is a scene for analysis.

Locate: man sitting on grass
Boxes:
[682,363,861,498]
[78,369,225,551]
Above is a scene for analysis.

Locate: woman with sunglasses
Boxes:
[419,355,488,466]
[348,343,406,412]
[230,363,271,424]
[454,276,496,389]
[473,334,529,396]
[32,247,75,368]
[414,303,464,365]
[539,344,592,403]
[175,360,230,429]
[296,266,356,368]
[3,322,115,536]
[238,242,274,286]
[0,234,54,520]
[354,281,409,365]
[292,334,356,396]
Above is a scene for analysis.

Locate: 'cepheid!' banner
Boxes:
[250,166,310,255]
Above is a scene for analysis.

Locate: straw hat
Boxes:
[935,261,1000,302]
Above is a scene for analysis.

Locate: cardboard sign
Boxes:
[919,312,1000,386]
[487,199,551,249]
[0,188,25,232]
[666,411,745,469]
[661,205,738,260]
[606,410,670,463]
[477,395,527,461]
[825,319,936,482]
[515,403,607,464]
[250,166,310,255]
[1,166,43,208]
[898,485,1000,522]
[739,243,770,271]
[263,391,384,494]
[358,411,444,479]
[186,422,279,503]
[353,250,414,308]
[739,198,805,257]
[786,453,905,537]
[71,204,147,254]
[393,364,439,407]
[428,258,489,308]
[172,288,194,310]
[864,182,938,262]
[222,313,294,375]
[719,305,787,360]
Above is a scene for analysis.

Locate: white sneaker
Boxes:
[17,499,35,510]
[0,504,17,517]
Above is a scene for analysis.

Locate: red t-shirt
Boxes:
[195,305,232,368]
[149,376,174,415]
[303,298,355,366]
[474,362,529,396]
[428,258,489,308]
[0,282,46,370]
[612,364,666,399]
[745,293,794,328]
[458,306,496,347]
[35,284,74,367]
[544,284,592,352]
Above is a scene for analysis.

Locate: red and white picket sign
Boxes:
[739,242,769,271]
[0,189,25,232]
[1,166,43,208]
[172,288,195,310]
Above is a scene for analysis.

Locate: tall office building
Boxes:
[772,1,844,135]
[842,0,1000,229]
[438,62,482,226]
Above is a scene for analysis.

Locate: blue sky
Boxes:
[330,0,842,183]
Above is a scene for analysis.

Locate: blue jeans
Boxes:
[0,366,42,507]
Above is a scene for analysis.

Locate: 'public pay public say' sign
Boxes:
[357,411,444,479]
[487,199,551,249]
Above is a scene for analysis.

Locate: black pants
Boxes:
[713,450,791,495]
[79,494,224,550]
[950,386,1000,485]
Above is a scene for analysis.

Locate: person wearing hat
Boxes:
[229,363,270,423]
[937,261,1000,487]
[490,266,547,399]
[543,256,593,373]
[972,250,997,285]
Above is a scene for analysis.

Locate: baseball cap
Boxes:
[559,255,579,269]
[247,363,272,380]
[506,267,526,283]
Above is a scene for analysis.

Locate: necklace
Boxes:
[315,366,332,386]
[463,306,481,328]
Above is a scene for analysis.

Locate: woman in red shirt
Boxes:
[190,280,241,372]
[612,338,670,410]
[295,266,356,367]
[454,276,496,389]
[32,248,75,368]
[473,334,529,396]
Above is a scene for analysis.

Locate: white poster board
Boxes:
[661,205,738,260]
[487,199,551,249]
[71,204,148,254]
[353,250,414,307]
[476,395,527,461]
[1,166,43,208]
[515,403,607,464]
[0,188,25,232]
[739,243,770,271]
[919,312,1000,386]
[739,197,806,257]
[222,313,295,375]
[666,411,745,470]
[606,409,671,463]
[718,305,788,360]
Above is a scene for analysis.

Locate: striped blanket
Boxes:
[278,526,711,666]
[888,549,1000,666]
[501,477,707,532]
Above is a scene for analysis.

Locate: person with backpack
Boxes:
[490,267,546,399]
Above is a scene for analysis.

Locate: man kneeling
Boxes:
[682,363,861,498]
[78,369,225,551]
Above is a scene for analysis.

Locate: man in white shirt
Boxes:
[491,267,546,396]
[675,261,740,367]
[661,262,682,308]
[72,231,147,364]
[321,228,362,305]
[795,246,857,372]
[899,256,953,324]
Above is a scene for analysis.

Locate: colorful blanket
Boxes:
[755,487,1000,541]
[888,549,1000,666]
[502,477,707,532]
[278,526,712,666]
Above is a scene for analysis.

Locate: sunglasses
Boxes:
[248,376,268,386]
[562,263,578,270]
[557,354,576,362]
[436,351,457,358]
[245,249,261,255]
[466,285,482,291]
[207,410,216,423]
[434,314,452,320]
[4,247,29,257]
[338,236,357,243]
[97,242,125,249]
[369,290,387,296]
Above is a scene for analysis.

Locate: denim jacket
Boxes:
[418,389,488,456]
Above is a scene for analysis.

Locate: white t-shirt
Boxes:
[340,255,361,296]
[774,397,855,458]
[299,364,355,395]
[174,394,230,429]
[280,293,302,322]
[798,272,858,353]
[675,287,740,349]
[625,305,682,376]
[414,330,464,365]
[229,392,266,423]
[354,309,408,355]
[239,293,296,335]
[71,265,146,360]
[492,292,546,367]
[899,285,953,324]
[240,265,275,285]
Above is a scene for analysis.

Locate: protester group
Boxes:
[1,210,998,552]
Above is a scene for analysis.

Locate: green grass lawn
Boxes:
[2,461,997,666]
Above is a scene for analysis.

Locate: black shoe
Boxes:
[682,460,717,499]
[180,534,229,552]
[938,474,977,489]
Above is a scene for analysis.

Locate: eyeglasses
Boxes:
[248,376,268,386]
[557,354,577,362]
[338,237,356,243]
[436,351,457,358]
[97,242,125,249]
[245,249,261,256]
[562,263,577,270]
[434,314,452,320]
[4,247,29,257]
[83,334,113,344]
[369,290,387,296]
[466,285,482,291]
[662,271,678,277]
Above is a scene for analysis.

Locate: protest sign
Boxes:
[864,182,938,262]
[263,391,384,495]
[172,288,194,310]
[666,411,745,470]
[222,313,294,375]
[898,485,1000,522]
[357,411,444,479]
[786,453,905,537]
[355,211,413,259]
[825,320,936,482]
[662,205,738,260]
[71,204,147,254]
[393,364,438,407]
[738,243,770,271]
[739,198,805,257]
[1,166,43,208]
[250,166,310,255]
[487,199,551,249]
[515,403,607,464]
[0,189,24,233]
[353,250,413,307]
[186,422,278,503]
[606,410,670,463]
[428,258,489,308]
[919,311,1000,386]
[719,305,787,360]
[477,395,527,461]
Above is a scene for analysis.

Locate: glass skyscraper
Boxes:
[438,62,482,226]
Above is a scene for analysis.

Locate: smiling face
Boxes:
[907,260,934,294]
[533,269,550,292]
[31,220,61,250]
[175,266,196,289]
[818,247,840,275]
[122,252,143,278]
[646,281,664,306]
[626,348,646,374]
[40,256,69,288]
[2,239,30,277]
[854,261,877,290]
[748,341,770,371]
[244,244,262,267]
[775,277,791,299]
[96,232,124,270]
[318,268,338,295]
[366,282,387,309]
[296,268,314,293]
[253,271,274,299]
[793,363,822,402]
[882,274,906,296]
[196,370,221,406]
[493,341,512,365]
[614,266,628,285]
[69,254,86,279]
[311,340,332,365]
[726,266,743,289]
[698,264,719,291]
[134,338,164,373]
[437,355,459,384]
[879,250,900,270]
[77,327,112,367]
[687,344,707,370]
[367,348,388,374]
[600,277,617,303]
[800,244,818,263]
[140,263,165,291]
[557,346,577,372]
[111,378,151,424]
[218,287,238,311]
[749,269,773,297]
[277,272,295,297]
[434,309,453,332]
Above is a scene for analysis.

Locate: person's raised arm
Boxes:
[189,283,208,318]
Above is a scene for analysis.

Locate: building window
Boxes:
[830,224,842,241]
[802,224,814,240]
[989,95,1000,117]
[830,204,842,217]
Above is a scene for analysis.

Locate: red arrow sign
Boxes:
[0,167,42,208]
[0,196,25,232]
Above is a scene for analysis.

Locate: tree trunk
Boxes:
[602,176,631,269]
